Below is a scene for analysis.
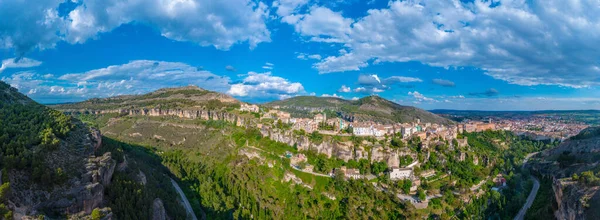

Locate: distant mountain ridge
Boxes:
[52,85,240,111]
[264,95,454,125]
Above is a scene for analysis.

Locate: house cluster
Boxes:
[257,108,503,145]
[459,119,497,133]
[240,103,260,113]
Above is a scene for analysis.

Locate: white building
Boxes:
[353,124,375,136]
[240,103,260,113]
[389,167,413,180]
[401,126,415,138]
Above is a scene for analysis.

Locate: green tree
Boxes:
[91,208,102,220]
[418,189,426,201]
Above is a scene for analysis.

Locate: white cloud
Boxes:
[0,0,271,56]
[337,85,351,93]
[354,74,422,93]
[353,87,366,93]
[0,58,42,73]
[225,65,237,72]
[262,62,274,70]
[286,0,600,88]
[308,54,322,60]
[321,93,342,98]
[408,91,435,102]
[283,6,352,43]
[227,71,305,99]
[272,0,310,17]
[351,97,359,100]
[384,76,422,83]
[296,52,323,60]
[0,60,232,102]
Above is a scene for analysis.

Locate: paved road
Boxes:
[514,176,540,220]
[514,152,541,220]
[170,178,199,220]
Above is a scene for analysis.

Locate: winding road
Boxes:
[170,178,199,220]
[514,152,540,220]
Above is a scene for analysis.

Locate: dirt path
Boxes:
[170,178,199,220]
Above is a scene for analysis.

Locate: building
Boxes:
[340,166,362,179]
[353,123,374,136]
[314,113,326,123]
[494,174,507,187]
[303,164,315,173]
[401,126,415,138]
[290,153,307,165]
[240,103,259,113]
[414,132,427,141]
[389,167,413,180]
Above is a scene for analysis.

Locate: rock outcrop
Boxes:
[552,178,586,220]
[152,198,168,220]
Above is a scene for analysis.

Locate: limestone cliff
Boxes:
[7,127,116,219]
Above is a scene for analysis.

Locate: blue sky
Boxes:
[1,0,600,110]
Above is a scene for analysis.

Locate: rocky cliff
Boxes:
[552,178,587,220]
[64,107,409,167]
[531,127,600,220]
[7,128,116,219]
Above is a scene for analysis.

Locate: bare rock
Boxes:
[138,170,147,185]
[90,128,103,152]
[152,198,168,220]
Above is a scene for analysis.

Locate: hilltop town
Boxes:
[50,88,587,218]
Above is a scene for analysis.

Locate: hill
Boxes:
[528,126,600,219]
[265,95,454,125]
[0,81,188,219]
[52,85,240,111]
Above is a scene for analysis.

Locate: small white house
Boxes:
[389,167,413,180]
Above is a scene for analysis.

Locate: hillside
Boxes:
[265,95,454,125]
[0,81,188,219]
[52,85,240,111]
[528,127,600,219]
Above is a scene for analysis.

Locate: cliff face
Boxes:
[532,127,600,220]
[66,107,410,166]
[552,179,586,220]
[64,108,253,127]
[8,128,116,219]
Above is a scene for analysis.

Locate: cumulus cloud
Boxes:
[0,0,271,57]
[432,79,455,87]
[282,6,352,43]
[7,60,231,102]
[337,85,351,93]
[286,0,600,88]
[408,91,436,102]
[321,93,342,98]
[227,71,305,99]
[272,0,310,17]
[0,58,42,73]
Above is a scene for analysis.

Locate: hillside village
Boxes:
[239,102,563,208]
[53,91,583,215]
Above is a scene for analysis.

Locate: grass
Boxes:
[290,168,331,191]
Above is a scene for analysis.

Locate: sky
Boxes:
[1,0,600,110]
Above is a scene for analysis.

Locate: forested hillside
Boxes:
[0,81,189,219]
